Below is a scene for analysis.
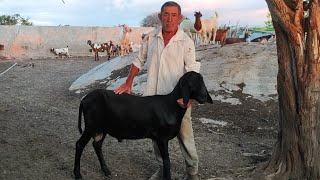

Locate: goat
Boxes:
[225,33,251,45]
[180,18,197,39]
[119,24,132,56]
[50,46,69,57]
[128,42,133,53]
[201,11,219,44]
[251,34,275,43]
[87,40,111,61]
[141,33,147,40]
[180,11,203,46]
[108,41,118,58]
[214,27,230,46]
[0,44,4,50]
[73,71,213,180]
[193,11,202,31]
[259,38,268,43]
[110,44,121,57]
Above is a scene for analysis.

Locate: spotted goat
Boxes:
[87,40,111,61]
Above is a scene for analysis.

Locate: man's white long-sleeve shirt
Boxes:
[132,27,201,96]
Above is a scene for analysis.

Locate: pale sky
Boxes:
[0,0,269,27]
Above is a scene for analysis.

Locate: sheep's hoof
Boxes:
[102,169,111,177]
[105,174,112,180]
[73,173,82,180]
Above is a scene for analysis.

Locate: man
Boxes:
[114,1,200,180]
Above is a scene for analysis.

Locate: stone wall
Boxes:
[0,25,154,60]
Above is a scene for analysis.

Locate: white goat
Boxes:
[180,19,198,38]
[51,46,69,57]
[200,11,219,44]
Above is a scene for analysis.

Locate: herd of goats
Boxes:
[48,11,273,62]
[50,24,134,61]
[48,11,276,61]
[0,11,276,61]
[86,24,134,61]
[180,11,275,47]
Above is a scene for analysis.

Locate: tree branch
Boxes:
[266,0,303,45]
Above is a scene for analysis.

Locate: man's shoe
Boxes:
[182,173,200,180]
[148,167,163,180]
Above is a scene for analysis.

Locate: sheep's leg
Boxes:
[212,30,217,44]
[201,31,207,45]
[195,33,201,47]
[206,32,212,45]
[74,131,91,179]
[156,140,171,180]
[92,133,111,178]
[107,50,110,60]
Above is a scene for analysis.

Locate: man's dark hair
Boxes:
[160,1,181,15]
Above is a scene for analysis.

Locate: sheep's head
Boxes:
[87,40,92,45]
[178,71,213,107]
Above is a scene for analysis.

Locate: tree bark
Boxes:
[257,0,320,179]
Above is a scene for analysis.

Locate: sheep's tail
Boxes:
[78,103,83,134]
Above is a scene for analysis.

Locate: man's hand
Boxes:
[177,98,192,108]
[114,64,139,94]
[114,82,132,94]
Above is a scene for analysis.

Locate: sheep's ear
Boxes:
[206,88,213,104]
[181,88,190,107]
[179,79,190,107]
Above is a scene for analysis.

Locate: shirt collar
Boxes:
[155,26,185,42]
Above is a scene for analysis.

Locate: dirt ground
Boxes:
[0,44,279,180]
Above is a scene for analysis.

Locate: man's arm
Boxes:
[114,64,139,94]
[114,32,151,94]
[184,36,200,73]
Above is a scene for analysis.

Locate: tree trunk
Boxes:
[257,0,320,179]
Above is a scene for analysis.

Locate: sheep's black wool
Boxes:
[73,71,213,180]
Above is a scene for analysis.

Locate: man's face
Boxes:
[159,6,182,33]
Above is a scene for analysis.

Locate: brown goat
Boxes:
[225,33,251,45]
[87,40,111,61]
[258,38,268,43]
[194,11,202,31]
[108,41,118,57]
[214,27,230,46]
[251,34,275,43]
[119,24,132,56]
[114,45,122,56]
